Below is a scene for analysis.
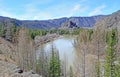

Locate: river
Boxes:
[36,35,76,67]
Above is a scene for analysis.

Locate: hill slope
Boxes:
[94,10,120,30]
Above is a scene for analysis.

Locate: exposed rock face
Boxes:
[0,15,105,29]
[61,21,78,29]
[94,10,120,30]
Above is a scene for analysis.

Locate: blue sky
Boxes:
[0,0,120,20]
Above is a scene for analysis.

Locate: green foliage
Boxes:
[58,29,70,35]
[29,29,48,39]
[95,62,101,77]
[106,29,118,46]
[104,29,118,77]
[49,46,61,77]
[11,25,17,42]
[114,61,120,77]
[0,23,18,43]
[29,28,84,39]
[12,25,17,34]
[87,29,93,41]
[0,24,4,37]
[71,28,81,35]
[49,29,58,34]
[79,29,93,42]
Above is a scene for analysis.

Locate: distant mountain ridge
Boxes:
[0,15,105,29]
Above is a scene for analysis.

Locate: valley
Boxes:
[0,8,120,77]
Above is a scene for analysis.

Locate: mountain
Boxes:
[94,10,120,30]
[0,15,105,29]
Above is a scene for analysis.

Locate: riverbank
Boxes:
[34,34,60,49]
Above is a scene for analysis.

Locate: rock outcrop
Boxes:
[61,21,78,29]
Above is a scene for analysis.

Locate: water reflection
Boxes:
[36,36,76,66]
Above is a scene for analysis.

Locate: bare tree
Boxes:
[92,29,102,77]
[16,27,36,71]
[74,29,89,77]
[92,28,106,77]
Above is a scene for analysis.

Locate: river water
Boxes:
[36,35,76,67]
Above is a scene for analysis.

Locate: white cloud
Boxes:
[0,0,89,20]
[0,7,16,18]
[0,0,88,20]
[70,4,88,16]
[32,13,52,20]
[71,4,81,12]
[89,4,106,16]
[20,3,88,20]
[0,1,54,20]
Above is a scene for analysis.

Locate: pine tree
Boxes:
[114,60,120,77]
[104,29,118,77]
[0,23,5,37]
[49,45,61,77]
